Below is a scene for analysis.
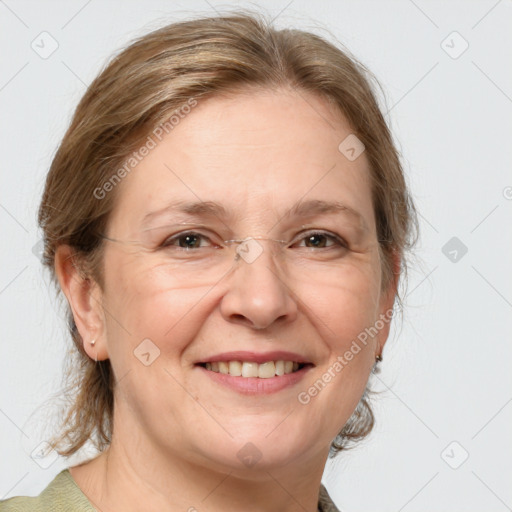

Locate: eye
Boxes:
[293,231,347,249]
[162,231,214,249]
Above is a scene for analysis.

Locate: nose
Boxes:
[220,242,298,330]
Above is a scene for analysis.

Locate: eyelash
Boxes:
[160,230,348,250]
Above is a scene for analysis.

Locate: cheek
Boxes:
[101,268,229,433]
[296,268,380,412]
[101,265,216,427]
[102,257,213,364]
[295,258,380,406]
[302,258,382,345]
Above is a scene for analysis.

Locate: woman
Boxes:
[1,11,416,512]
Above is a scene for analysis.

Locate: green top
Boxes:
[0,470,95,512]
[0,469,340,511]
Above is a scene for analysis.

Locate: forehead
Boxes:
[107,88,375,235]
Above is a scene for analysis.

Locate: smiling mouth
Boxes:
[196,361,312,378]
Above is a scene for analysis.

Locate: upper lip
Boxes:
[196,351,314,365]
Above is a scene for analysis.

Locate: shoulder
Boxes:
[0,469,95,512]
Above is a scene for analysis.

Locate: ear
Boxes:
[54,245,108,361]
[375,248,401,358]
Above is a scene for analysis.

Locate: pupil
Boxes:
[180,235,199,248]
[307,234,325,248]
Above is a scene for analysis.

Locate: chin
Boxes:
[195,432,311,474]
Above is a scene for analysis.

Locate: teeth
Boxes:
[203,360,304,378]
[258,361,275,378]
[229,361,242,376]
[242,362,259,378]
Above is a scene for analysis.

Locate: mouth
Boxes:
[196,360,313,378]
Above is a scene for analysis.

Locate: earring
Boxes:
[372,353,382,374]
[90,339,97,362]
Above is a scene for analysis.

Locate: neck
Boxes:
[70,428,328,512]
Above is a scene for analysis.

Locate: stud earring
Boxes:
[90,339,97,362]
[372,353,382,374]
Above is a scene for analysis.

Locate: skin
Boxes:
[56,87,399,512]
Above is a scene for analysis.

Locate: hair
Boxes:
[38,10,418,460]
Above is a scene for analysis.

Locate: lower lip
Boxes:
[196,365,313,395]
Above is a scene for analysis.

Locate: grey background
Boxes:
[1,1,511,510]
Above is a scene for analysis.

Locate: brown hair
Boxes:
[38,10,418,459]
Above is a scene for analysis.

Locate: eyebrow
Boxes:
[141,199,368,231]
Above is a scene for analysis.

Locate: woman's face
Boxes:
[96,88,395,471]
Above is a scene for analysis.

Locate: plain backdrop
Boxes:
[1,1,511,511]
